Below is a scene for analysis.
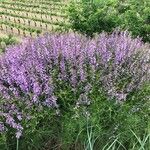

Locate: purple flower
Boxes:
[0,31,149,138]
[16,131,22,139]
[0,122,5,132]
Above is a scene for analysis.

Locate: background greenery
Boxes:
[68,0,150,42]
[0,35,17,53]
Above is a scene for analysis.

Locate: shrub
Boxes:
[68,0,150,42]
[0,35,17,53]
[0,31,149,149]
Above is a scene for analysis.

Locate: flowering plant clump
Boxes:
[0,31,149,138]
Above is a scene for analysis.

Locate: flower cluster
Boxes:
[0,31,149,138]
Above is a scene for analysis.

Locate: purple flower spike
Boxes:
[0,31,149,138]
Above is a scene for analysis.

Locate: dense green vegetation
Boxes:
[0,0,150,150]
[68,0,150,42]
[0,35,16,53]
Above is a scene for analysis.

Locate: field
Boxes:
[0,0,70,39]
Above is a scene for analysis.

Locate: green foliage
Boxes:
[68,1,119,37]
[1,82,149,150]
[68,0,150,42]
[0,35,16,53]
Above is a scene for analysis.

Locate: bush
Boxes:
[0,35,17,53]
[68,0,150,42]
[0,31,149,149]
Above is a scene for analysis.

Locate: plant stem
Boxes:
[16,139,19,150]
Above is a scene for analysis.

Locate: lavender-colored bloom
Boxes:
[0,122,4,132]
[16,131,22,139]
[0,31,149,138]
[84,83,92,93]
[77,94,91,106]
[17,115,22,121]
[44,96,58,108]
